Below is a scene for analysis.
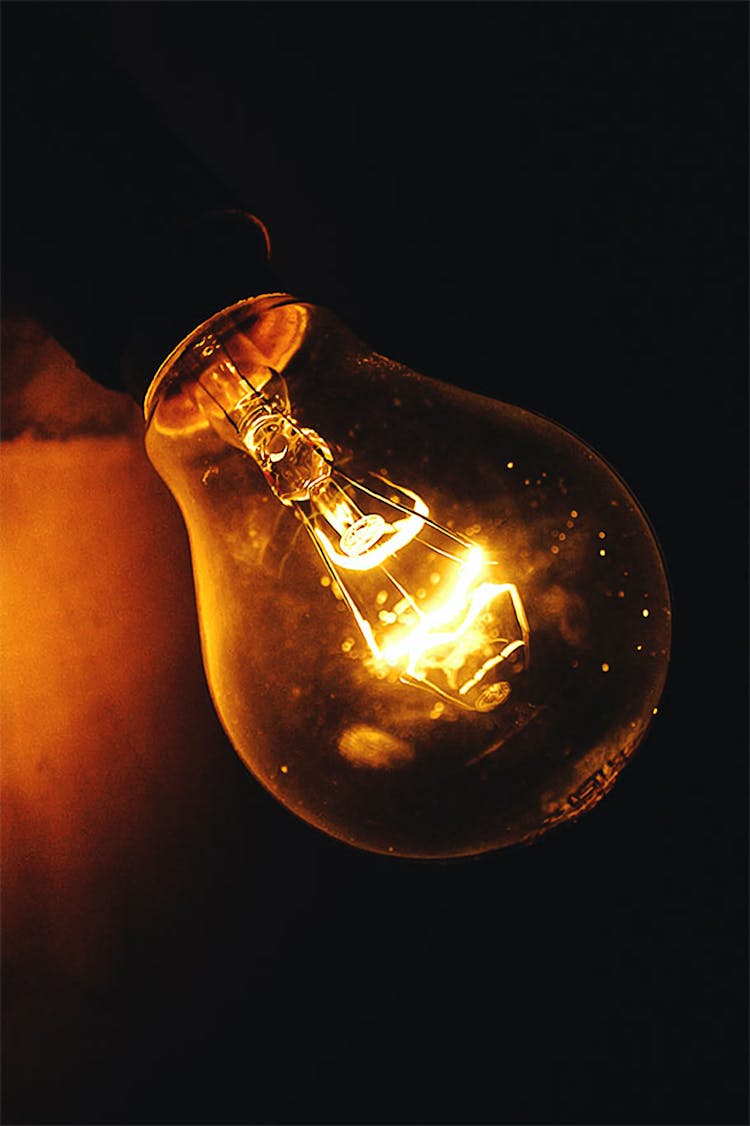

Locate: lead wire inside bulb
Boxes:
[194,346,530,713]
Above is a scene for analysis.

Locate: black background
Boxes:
[2,3,748,1124]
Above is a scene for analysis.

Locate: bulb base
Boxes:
[120,211,279,404]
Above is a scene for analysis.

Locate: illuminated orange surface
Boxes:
[1,323,231,999]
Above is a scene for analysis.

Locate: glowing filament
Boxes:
[301,485,529,712]
[210,361,530,713]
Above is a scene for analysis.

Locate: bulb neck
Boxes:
[120,211,279,404]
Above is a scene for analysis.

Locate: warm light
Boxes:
[0,323,225,983]
[142,294,671,858]
[184,332,531,713]
[309,508,529,714]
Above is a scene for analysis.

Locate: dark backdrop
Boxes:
[2,3,748,1124]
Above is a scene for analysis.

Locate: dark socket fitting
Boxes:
[120,210,279,404]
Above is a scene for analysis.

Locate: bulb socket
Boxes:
[120,210,279,404]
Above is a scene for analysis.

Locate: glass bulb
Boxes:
[144,294,670,858]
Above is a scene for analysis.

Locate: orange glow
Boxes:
[172,335,531,715]
[337,724,415,769]
[303,478,529,712]
[141,295,671,857]
[309,480,428,571]
[1,323,230,988]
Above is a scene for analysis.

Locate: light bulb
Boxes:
[143,293,670,858]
